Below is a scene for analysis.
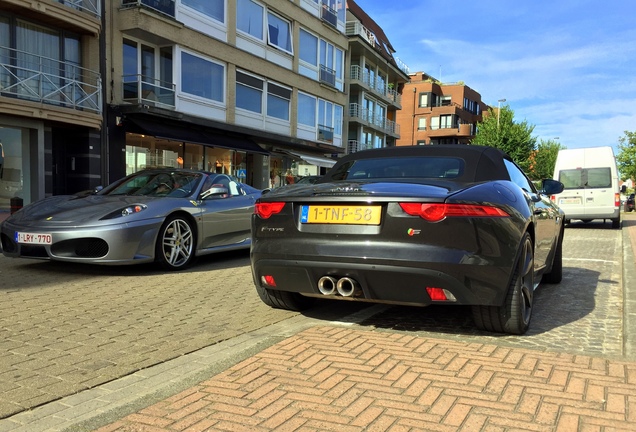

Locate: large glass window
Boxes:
[122,38,174,106]
[237,0,264,39]
[298,93,316,126]
[182,0,224,22]
[236,71,263,113]
[267,12,292,53]
[181,51,224,102]
[266,83,291,121]
[299,29,318,66]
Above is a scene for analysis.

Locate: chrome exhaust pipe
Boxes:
[317,276,338,295]
[336,277,359,297]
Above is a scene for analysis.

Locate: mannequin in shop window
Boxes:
[285,170,295,185]
[270,170,280,188]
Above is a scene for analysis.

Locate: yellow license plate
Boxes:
[300,205,382,225]
[559,197,582,205]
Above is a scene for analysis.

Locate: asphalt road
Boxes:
[0,213,634,429]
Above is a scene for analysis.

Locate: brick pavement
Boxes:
[1,212,635,431]
[98,326,636,431]
[92,215,636,430]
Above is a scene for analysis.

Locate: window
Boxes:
[267,83,291,120]
[236,71,263,113]
[298,27,344,90]
[123,38,174,106]
[237,0,264,39]
[299,29,318,66]
[237,71,290,121]
[504,159,535,193]
[182,0,224,22]
[298,93,316,126]
[418,118,426,130]
[267,12,292,53]
[181,52,224,102]
[440,114,453,129]
[418,93,428,107]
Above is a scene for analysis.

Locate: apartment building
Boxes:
[0,0,102,210]
[396,71,489,146]
[345,0,409,154]
[108,0,349,190]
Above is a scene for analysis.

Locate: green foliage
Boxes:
[529,139,565,180]
[471,105,536,172]
[616,130,636,181]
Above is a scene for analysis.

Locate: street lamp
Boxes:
[497,98,506,129]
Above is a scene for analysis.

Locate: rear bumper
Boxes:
[251,256,512,307]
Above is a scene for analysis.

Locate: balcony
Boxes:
[320,1,338,28]
[346,21,377,48]
[123,74,175,109]
[57,0,101,16]
[0,46,101,113]
[349,103,399,136]
[318,124,334,143]
[350,65,401,107]
[319,65,336,88]
[121,0,175,17]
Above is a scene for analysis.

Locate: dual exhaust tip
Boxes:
[317,276,360,297]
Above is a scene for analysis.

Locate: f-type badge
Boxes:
[407,228,421,236]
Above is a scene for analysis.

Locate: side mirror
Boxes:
[200,186,229,199]
[541,178,564,195]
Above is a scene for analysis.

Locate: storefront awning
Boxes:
[288,151,337,168]
[126,117,269,155]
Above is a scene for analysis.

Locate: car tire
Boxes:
[543,228,563,284]
[472,232,534,335]
[612,218,621,229]
[155,215,196,270]
[255,284,314,311]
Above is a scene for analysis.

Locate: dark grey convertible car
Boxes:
[251,145,565,334]
[1,168,261,270]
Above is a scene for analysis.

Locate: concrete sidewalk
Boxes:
[1,214,636,431]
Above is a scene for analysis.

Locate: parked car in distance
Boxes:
[251,145,565,335]
[626,193,635,212]
[0,168,262,270]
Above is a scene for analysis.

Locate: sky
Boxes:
[357,0,636,152]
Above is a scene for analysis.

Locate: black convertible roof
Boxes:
[333,145,512,183]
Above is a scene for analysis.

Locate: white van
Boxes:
[552,146,621,228]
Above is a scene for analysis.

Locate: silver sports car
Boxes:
[0,168,262,270]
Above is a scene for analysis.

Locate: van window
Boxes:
[558,168,611,189]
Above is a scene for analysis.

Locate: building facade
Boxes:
[396,71,489,146]
[108,0,349,191]
[0,0,102,210]
[345,0,409,154]
[0,0,409,212]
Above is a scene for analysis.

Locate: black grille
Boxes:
[51,238,109,258]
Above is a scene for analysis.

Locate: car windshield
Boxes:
[327,157,465,181]
[103,172,203,197]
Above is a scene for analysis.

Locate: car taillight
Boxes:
[399,203,510,222]
[255,202,285,219]
[615,193,620,207]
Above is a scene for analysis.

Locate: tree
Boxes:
[471,105,537,172]
[529,139,565,180]
[616,130,636,181]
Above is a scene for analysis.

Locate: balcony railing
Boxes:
[320,1,338,27]
[346,21,377,48]
[121,0,175,17]
[123,74,176,108]
[0,46,101,113]
[56,0,101,17]
[318,124,334,143]
[350,65,401,106]
[319,65,336,88]
[349,103,399,135]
